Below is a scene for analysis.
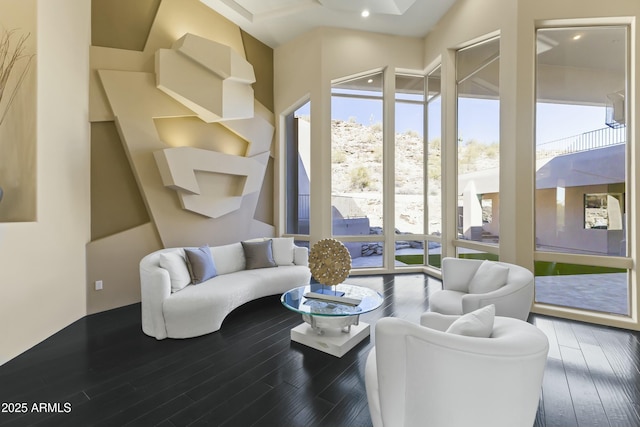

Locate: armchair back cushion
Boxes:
[467,260,509,294]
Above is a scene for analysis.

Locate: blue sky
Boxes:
[297,97,609,145]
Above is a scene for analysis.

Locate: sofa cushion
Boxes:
[185,245,217,284]
[162,266,311,338]
[243,265,311,295]
[271,237,295,266]
[468,261,509,294]
[210,242,246,275]
[159,249,191,292]
[242,240,277,270]
[445,304,495,338]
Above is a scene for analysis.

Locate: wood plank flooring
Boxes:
[1,273,640,426]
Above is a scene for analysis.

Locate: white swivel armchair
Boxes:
[365,314,549,427]
[429,257,535,321]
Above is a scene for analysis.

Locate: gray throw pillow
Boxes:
[241,240,277,270]
[184,245,217,284]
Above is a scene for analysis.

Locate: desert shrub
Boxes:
[373,145,383,163]
[428,161,441,181]
[350,167,371,190]
[333,149,347,163]
[484,142,499,159]
[428,137,441,154]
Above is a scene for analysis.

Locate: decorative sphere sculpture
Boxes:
[308,238,352,286]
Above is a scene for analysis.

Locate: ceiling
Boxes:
[537,27,626,72]
[199,0,458,48]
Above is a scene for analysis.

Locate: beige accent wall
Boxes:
[0,0,91,365]
[86,223,162,314]
[87,0,276,314]
[91,121,150,240]
[241,29,275,237]
[241,30,274,112]
[92,0,160,51]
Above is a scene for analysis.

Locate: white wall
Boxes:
[0,0,91,365]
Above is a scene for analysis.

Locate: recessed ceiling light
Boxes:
[361,9,370,18]
[573,34,582,40]
[367,78,373,83]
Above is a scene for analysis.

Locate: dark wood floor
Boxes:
[1,273,640,427]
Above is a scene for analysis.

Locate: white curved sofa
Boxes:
[140,238,311,340]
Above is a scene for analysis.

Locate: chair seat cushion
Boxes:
[429,290,465,315]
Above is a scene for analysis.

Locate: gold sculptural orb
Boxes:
[308,238,352,286]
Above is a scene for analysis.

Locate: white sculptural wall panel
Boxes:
[93,0,276,247]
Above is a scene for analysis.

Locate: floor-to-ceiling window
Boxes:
[534,26,630,315]
[331,72,384,268]
[394,74,425,267]
[426,67,442,268]
[456,37,500,260]
[284,100,311,243]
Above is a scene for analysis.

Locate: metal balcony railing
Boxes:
[536,126,626,159]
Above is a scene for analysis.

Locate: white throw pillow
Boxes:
[446,304,495,338]
[270,237,295,266]
[159,250,191,292]
[210,242,246,274]
[467,261,509,294]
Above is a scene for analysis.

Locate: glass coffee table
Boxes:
[281,283,383,357]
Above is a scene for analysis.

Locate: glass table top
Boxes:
[281,283,384,317]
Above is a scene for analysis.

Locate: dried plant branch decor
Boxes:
[308,238,352,287]
[0,28,34,127]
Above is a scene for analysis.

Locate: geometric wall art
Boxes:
[151,32,275,219]
[156,33,256,123]
[154,147,270,218]
[97,21,275,247]
[92,0,277,249]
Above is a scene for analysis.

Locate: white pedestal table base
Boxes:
[290,317,370,357]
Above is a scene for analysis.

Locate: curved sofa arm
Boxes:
[461,278,534,321]
[140,258,171,340]
[293,245,309,266]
